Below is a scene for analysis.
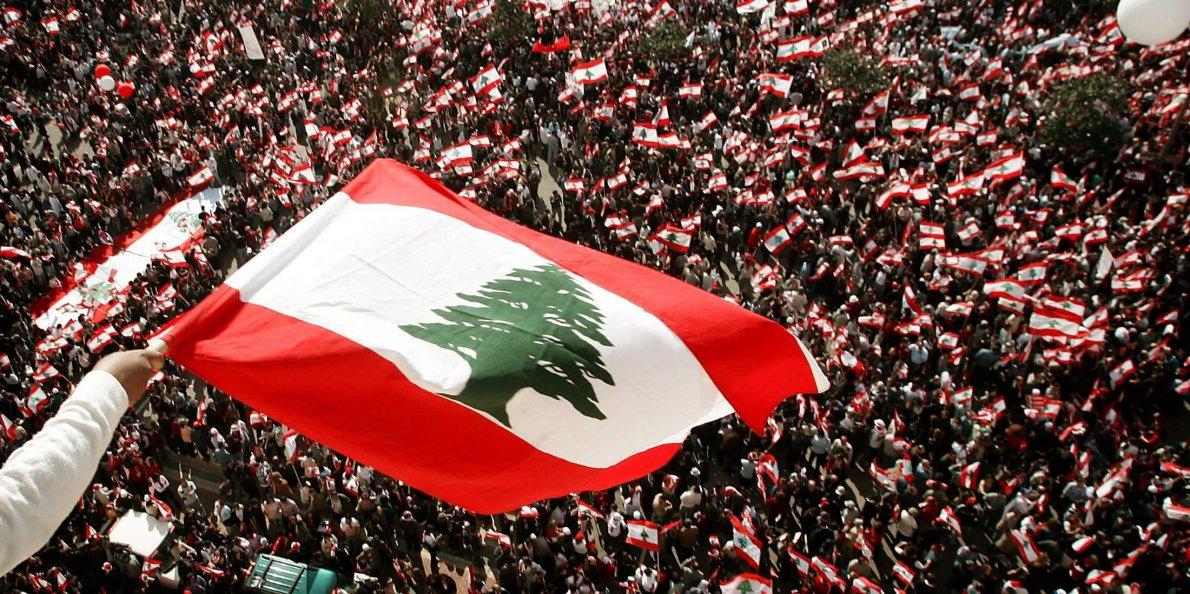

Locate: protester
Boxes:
[0,350,163,576]
[1,1,1186,593]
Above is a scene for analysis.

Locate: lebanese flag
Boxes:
[777,36,825,61]
[891,559,916,584]
[470,65,502,94]
[812,557,845,588]
[960,461,981,489]
[626,520,661,551]
[722,574,772,594]
[1051,166,1079,192]
[0,246,31,259]
[695,111,719,133]
[571,58,608,85]
[440,142,474,168]
[737,0,770,14]
[159,160,826,513]
[891,115,929,135]
[1071,536,1095,554]
[647,0,676,25]
[483,530,512,548]
[756,72,793,98]
[919,221,946,250]
[730,515,763,569]
[87,324,118,353]
[1009,529,1041,563]
[947,172,984,198]
[763,226,792,254]
[187,167,215,189]
[0,413,14,441]
[1029,312,1086,339]
[958,82,982,101]
[983,279,1026,300]
[649,223,694,253]
[1162,498,1190,522]
[787,548,812,576]
[1109,360,1135,387]
[851,577,882,594]
[25,385,50,416]
[1016,262,1047,285]
[937,506,963,539]
[982,152,1025,182]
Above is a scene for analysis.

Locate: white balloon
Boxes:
[97,75,116,91]
[1117,0,1190,46]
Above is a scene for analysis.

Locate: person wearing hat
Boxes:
[0,349,164,576]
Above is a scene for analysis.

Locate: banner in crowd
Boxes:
[35,188,224,330]
[236,25,265,61]
[161,160,827,513]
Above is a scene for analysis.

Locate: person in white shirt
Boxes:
[0,349,164,576]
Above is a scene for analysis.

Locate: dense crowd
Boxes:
[1,0,1188,593]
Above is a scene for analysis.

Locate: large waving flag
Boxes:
[161,160,826,513]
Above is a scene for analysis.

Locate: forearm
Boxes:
[0,371,128,576]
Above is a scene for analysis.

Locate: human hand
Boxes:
[93,349,166,407]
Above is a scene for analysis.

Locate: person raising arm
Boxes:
[0,349,164,576]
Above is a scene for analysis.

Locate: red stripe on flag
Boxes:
[164,285,681,513]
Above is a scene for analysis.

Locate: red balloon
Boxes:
[94,64,111,79]
[117,81,135,99]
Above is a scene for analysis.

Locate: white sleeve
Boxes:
[0,371,128,576]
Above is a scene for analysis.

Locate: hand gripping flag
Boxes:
[159,160,827,513]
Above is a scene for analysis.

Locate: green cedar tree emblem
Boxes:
[169,211,202,234]
[400,264,615,426]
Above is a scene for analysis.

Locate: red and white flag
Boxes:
[649,223,694,253]
[851,577,882,594]
[960,461,981,489]
[756,72,793,98]
[471,64,502,94]
[575,498,603,518]
[777,36,826,61]
[187,167,215,188]
[695,111,719,133]
[919,221,946,250]
[1009,529,1041,563]
[730,514,763,569]
[159,160,827,513]
[1162,498,1190,522]
[1050,166,1079,192]
[0,246,31,259]
[983,278,1026,301]
[1016,262,1047,285]
[982,152,1025,182]
[737,0,770,14]
[891,559,916,584]
[763,226,793,254]
[1109,360,1135,387]
[891,115,930,135]
[571,59,608,85]
[626,520,661,551]
[721,574,772,594]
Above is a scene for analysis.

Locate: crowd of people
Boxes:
[1,0,1187,593]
